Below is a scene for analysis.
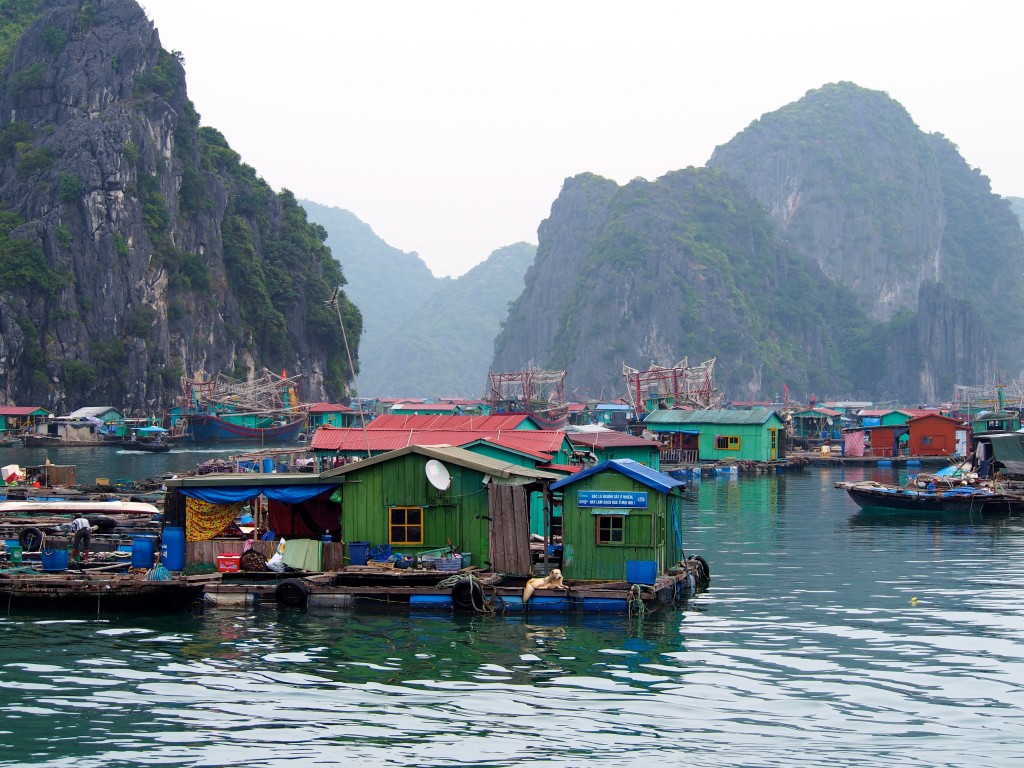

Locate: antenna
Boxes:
[325,286,371,458]
[425,459,451,490]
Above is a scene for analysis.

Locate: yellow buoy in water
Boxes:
[911,596,918,606]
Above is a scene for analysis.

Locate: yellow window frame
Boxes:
[389,506,424,546]
[714,435,742,451]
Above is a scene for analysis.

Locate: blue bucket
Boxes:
[625,559,657,585]
[41,548,69,572]
[348,541,370,566]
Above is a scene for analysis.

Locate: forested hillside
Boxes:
[0,0,359,412]
[493,84,1022,403]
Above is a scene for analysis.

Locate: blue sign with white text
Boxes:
[578,490,648,509]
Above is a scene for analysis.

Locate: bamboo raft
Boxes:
[0,571,220,614]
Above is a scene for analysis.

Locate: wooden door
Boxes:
[487,484,533,576]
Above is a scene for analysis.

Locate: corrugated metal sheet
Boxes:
[644,409,780,425]
[551,458,683,493]
[307,402,355,413]
[321,444,562,482]
[311,426,568,455]
[368,414,537,431]
[0,406,48,416]
[567,431,659,449]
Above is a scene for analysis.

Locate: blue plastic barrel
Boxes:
[161,526,186,571]
[348,541,370,565]
[132,536,156,569]
[41,548,68,572]
[262,457,274,473]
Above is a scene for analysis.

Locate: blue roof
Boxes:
[550,458,684,493]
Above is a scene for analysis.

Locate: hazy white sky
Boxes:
[140,1,1024,278]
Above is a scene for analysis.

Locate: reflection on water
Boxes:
[1,467,1023,767]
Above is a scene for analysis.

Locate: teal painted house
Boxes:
[644,409,786,462]
[971,410,1021,435]
[0,406,50,435]
[791,407,842,441]
[307,403,360,429]
[550,459,686,582]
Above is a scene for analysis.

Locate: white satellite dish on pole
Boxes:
[425,459,451,490]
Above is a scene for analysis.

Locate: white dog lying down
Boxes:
[522,568,565,602]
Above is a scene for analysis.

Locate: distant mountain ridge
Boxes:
[301,201,534,397]
[493,83,1023,403]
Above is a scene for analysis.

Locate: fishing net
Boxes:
[146,563,173,581]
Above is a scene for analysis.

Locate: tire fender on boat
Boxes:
[451,577,484,611]
[275,578,310,608]
[19,526,44,552]
[689,554,710,585]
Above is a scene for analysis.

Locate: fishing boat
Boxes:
[119,426,173,452]
[177,369,308,442]
[837,480,1024,515]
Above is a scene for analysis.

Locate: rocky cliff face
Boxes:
[493,170,871,401]
[0,0,358,413]
[707,82,1019,387]
[492,84,1017,403]
[709,83,948,323]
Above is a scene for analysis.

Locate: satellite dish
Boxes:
[425,459,451,490]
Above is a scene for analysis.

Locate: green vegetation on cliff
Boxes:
[0,0,359,410]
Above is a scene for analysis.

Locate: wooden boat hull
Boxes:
[184,414,306,442]
[120,440,173,453]
[844,485,1023,515]
[23,434,109,447]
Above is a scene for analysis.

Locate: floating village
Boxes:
[2,362,1023,617]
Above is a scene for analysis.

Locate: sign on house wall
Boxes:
[578,490,648,509]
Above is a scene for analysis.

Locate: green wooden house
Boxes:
[790,407,842,441]
[549,459,686,582]
[971,410,1021,435]
[322,445,560,576]
[643,408,786,461]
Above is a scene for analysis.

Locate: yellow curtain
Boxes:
[185,497,244,542]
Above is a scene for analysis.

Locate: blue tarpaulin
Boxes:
[179,484,340,505]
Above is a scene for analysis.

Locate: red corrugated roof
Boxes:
[0,406,46,416]
[307,402,355,413]
[368,414,536,431]
[311,426,567,455]
[541,463,582,474]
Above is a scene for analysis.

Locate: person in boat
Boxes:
[70,516,98,562]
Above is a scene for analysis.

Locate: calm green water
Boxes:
[2,463,1023,766]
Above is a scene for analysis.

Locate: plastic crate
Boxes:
[216,553,241,573]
